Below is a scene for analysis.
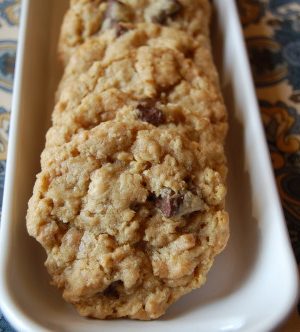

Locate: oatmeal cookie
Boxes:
[59,0,212,64]
[57,24,217,97]
[27,120,229,320]
[27,0,230,320]
[47,26,226,152]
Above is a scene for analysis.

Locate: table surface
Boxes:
[0,0,300,331]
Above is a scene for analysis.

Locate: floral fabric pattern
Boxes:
[238,0,300,328]
[0,41,15,93]
[237,0,300,264]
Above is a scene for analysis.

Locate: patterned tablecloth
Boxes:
[0,0,300,331]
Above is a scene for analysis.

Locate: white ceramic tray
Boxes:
[0,0,298,331]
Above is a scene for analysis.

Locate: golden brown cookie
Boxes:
[27,120,229,320]
[27,0,230,320]
[47,25,226,153]
[59,0,212,64]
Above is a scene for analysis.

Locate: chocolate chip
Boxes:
[115,23,129,37]
[155,190,184,218]
[152,0,182,24]
[104,0,132,29]
[130,202,140,212]
[103,281,123,299]
[137,100,165,126]
[184,176,198,195]
[147,193,157,202]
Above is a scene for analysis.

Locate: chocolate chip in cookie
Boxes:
[130,202,140,212]
[151,0,182,24]
[154,189,184,218]
[115,23,129,37]
[103,281,123,299]
[154,187,207,218]
[137,100,165,126]
[184,176,199,195]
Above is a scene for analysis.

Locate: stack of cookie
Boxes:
[27,0,229,320]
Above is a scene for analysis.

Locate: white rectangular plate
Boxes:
[0,0,298,331]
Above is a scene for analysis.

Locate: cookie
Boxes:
[27,0,230,320]
[27,120,229,320]
[57,24,217,97]
[47,26,226,152]
[58,0,211,64]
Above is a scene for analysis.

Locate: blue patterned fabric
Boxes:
[0,40,16,93]
[238,0,300,268]
[237,0,300,326]
[0,312,13,332]
[0,0,19,26]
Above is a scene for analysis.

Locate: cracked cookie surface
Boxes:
[27,0,230,320]
[59,0,211,64]
[47,25,227,154]
[27,120,229,320]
